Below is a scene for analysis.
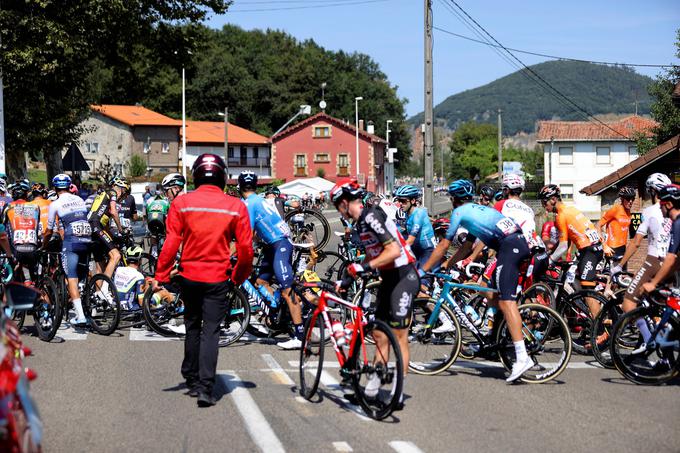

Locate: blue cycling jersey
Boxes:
[445,203,520,250]
[405,207,437,253]
[244,193,290,245]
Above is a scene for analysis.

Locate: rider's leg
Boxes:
[63,250,87,321]
[622,256,661,342]
[577,245,604,318]
[104,248,121,279]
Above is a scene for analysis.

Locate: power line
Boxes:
[444,0,632,140]
[433,26,676,69]
[228,0,389,12]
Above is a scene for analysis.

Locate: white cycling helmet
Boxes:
[646,173,671,193]
[502,173,525,190]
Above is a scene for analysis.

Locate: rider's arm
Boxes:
[617,233,644,269]
[155,202,183,283]
[110,199,124,232]
[550,214,570,262]
[550,241,569,263]
[422,238,449,272]
[647,252,678,288]
[42,203,58,249]
[367,241,401,270]
[447,238,475,268]
[231,202,254,286]
[466,240,486,263]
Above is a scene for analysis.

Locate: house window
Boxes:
[228,146,234,159]
[629,146,638,159]
[314,153,330,163]
[161,143,170,154]
[253,147,259,159]
[337,154,350,176]
[561,184,574,200]
[86,142,99,154]
[558,146,573,165]
[596,146,610,164]
[313,126,331,138]
[143,142,150,154]
[295,154,307,177]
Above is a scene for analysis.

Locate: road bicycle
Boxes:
[298,277,403,421]
[408,272,572,383]
[284,207,330,251]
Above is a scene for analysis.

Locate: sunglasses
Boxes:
[396,198,410,204]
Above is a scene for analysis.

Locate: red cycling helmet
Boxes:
[330,179,365,206]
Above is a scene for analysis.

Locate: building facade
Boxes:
[537,116,656,219]
[271,112,386,193]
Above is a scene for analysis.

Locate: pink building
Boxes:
[271,112,386,193]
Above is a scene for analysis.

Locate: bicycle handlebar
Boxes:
[465,262,485,278]
[426,272,497,292]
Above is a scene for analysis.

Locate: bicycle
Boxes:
[408,272,572,383]
[298,278,403,420]
[284,207,330,250]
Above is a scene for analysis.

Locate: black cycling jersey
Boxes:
[355,206,414,271]
[669,215,680,255]
[88,189,118,229]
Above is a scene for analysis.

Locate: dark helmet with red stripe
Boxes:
[330,179,365,206]
[192,153,226,189]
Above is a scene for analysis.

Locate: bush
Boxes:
[128,154,147,177]
[316,167,326,178]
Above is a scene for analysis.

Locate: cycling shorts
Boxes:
[490,232,530,301]
[91,228,117,262]
[577,244,603,283]
[415,247,437,288]
[611,245,627,269]
[376,265,419,329]
[625,255,662,303]
[61,249,90,280]
[258,239,294,289]
[15,251,38,277]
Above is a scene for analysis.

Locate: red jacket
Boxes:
[155,185,253,284]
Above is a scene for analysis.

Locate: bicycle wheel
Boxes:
[560,290,607,355]
[611,306,680,385]
[219,286,251,347]
[497,303,572,384]
[350,319,403,420]
[142,287,184,337]
[316,251,349,281]
[285,208,330,250]
[590,292,625,369]
[518,282,555,309]
[299,313,324,400]
[84,274,120,335]
[408,299,462,375]
[138,252,156,277]
[33,277,62,342]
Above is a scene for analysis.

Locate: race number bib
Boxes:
[121,217,131,228]
[496,218,517,236]
[585,229,600,244]
[13,230,37,245]
[565,264,578,284]
[71,221,92,237]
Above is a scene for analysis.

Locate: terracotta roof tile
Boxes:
[536,115,657,142]
[272,112,387,144]
[91,105,181,127]
[183,121,269,145]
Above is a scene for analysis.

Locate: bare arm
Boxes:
[617,233,644,269]
[367,241,401,270]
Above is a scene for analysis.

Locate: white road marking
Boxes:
[319,370,371,422]
[389,441,425,453]
[261,354,295,386]
[333,441,354,452]
[295,396,309,404]
[218,371,285,453]
[57,323,88,340]
[290,360,340,368]
[292,359,603,371]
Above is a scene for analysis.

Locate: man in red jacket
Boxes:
[154,154,253,407]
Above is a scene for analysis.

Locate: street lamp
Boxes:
[174,50,192,192]
[218,109,229,180]
[355,96,363,179]
[385,119,393,194]
[273,105,312,136]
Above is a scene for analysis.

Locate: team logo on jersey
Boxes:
[365,213,385,235]
[397,292,411,317]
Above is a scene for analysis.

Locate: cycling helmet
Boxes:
[31,182,47,198]
[264,185,280,196]
[538,184,561,200]
[658,184,680,202]
[237,171,258,191]
[69,184,79,195]
[618,186,636,199]
[645,173,671,193]
[493,190,505,202]
[125,245,144,262]
[502,173,525,190]
[479,185,494,199]
[10,181,29,200]
[193,153,227,188]
[161,173,186,191]
[330,180,365,206]
[394,185,422,199]
[447,179,475,199]
[110,176,130,193]
[47,190,58,201]
[362,191,377,206]
[0,173,6,183]
[0,179,5,193]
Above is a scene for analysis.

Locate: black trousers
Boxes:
[178,277,231,394]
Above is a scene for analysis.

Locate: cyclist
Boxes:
[597,186,635,267]
[145,174,184,251]
[331,179,417,408]
[539,184,604,318]
[421,179,533,382]
[478,185,494,207]
[88,176,130,278]
[30,183,51,235]
[43,174,92,325]
[113,246,147,311]
[239,171,301,350]
[541,220,559,253]
[5,181,41,282]
[264,185,298,219]
[642,184,680,293]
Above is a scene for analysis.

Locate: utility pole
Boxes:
[497,108,502,182]
[224,107,229,180]
[423,0,434,212]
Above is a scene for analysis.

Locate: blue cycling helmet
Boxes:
[494,190,505,202]
[52,173,72,189]
[394,185,422,199]
[447,179,475,199]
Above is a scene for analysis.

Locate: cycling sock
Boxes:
[73,298,85,320]
[635,318,652,343]
[514,341,528,362]
[294,323,304,340]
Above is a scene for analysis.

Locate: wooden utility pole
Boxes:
[497,108,502,181]
[423,0,434,211]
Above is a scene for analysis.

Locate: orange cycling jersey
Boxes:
[598,204,631,249]
[6,200,41,250]
[31,197,51,234]
[555,204,601,250]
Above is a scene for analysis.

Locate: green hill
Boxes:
[409,60,654,134]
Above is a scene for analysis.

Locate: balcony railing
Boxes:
[227,157,270,167]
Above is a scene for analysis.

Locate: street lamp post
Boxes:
[181,66,187,191]
[218,108,229,180]
[354,96,363,179]
[385,119,392,194]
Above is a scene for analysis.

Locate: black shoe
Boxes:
[197,392,216,407]
[394,400,405,411]
[186,387,200,398]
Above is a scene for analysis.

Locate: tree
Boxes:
[128,154,148,178]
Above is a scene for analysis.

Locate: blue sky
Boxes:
[208,0,680,117]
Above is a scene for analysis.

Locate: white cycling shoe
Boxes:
[432,317,455,334]
[166,324,186,335]
[506,356,534,383]
[277,337,302,350]
[363,372,381,398]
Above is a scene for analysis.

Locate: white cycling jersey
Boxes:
[47,193,92,250]
[495,198,543,248]
[636,202,672,258]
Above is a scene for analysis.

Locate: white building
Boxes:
[537,115,657,219]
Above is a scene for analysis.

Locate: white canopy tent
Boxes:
[277,177,335,199]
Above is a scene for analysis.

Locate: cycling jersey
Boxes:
[378,199,400,223]
[6,201,41,253]
[356,206,414,271]
[636,203,672,258]
[30,198,51,234]
[541,221,559,245]
[48,193,92,252]
[117,194,136,229]
[669,216,680,255]
[599,204,631,249]
[494,198,543,248]
[113,266,145,310]
[445,203,520,250]
[555,204,600,250]
[88,189,118,229]
[244,193,290,245]
[404,207,437,253]
[146,195,170,236]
